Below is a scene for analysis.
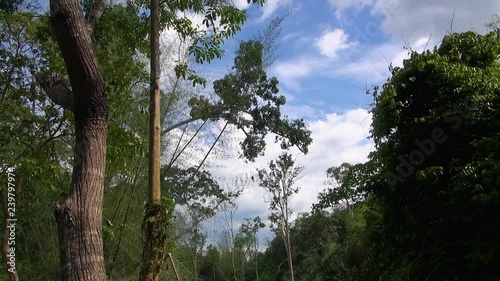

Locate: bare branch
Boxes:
[162,117,200,135]
[35,72,74,112]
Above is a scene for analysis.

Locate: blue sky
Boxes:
[162,0,500,247]
[215,0,499,119]
[208,1,389,116]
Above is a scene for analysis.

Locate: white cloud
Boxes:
[232,0,251,10]
[259,0,292,21]
[208,108,373,219]
[282,31,302,42]
[325,0,500,84]
[272,41,402,87]
[273,58,315,79]
[271,56,328,90]
[158,10,212,82]
[291,109,373,216]
[339,0,500,43]
[315,29,355,59]
[282,104,324,120]
[373,0,491,43]
[261,2,425,88]
[296,109,372,173]
[329,0,373,18]
[329,36,431,83]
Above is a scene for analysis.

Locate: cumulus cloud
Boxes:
[273,29,354,87]
[329,35,430,83]
[372,0,500,42]
[282,104,325,121]
[315,29,355,59]
[208,108,373,220]
[204,108,373,246]
[318,0,500,84]
[294,108,373,177]
[271,56,327,90]
[339,0,499,43]
[273,57,316,79]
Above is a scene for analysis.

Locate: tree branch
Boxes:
[162,117,200,135]
[87,0,107,33]
[35,72,74,112]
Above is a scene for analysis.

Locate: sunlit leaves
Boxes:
[315,163,364,211]
[256,153,303,232]
[128,0,265,86]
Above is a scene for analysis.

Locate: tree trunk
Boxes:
[254,247,259,281]
[231,245,236,281]
[193,247,198,281]
[286,233,295,281]
[241,252,245,281]
[346,200,354,221]
[139,0,167,278]
[283,189,294,281]
[139,204,169,281]
[49,0,108,279]
[147,0,161,206]
[282,223,294,281]
[55,121,107,280]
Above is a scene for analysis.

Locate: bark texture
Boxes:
[35,73,74,112]
[139,204,169,281]
[48,0,108,279]
[139,0,166,278]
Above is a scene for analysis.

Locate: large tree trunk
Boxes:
[55,121,107,281]
[48,0,108,279]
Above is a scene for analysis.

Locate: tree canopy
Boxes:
[364,31,500,281]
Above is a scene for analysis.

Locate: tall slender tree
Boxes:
[257,152,304,281]
[139,0,165,278]
[239,216,265,281]
[138,2,273,280]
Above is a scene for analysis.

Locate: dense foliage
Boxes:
[1,1,500,280]
[363,31,500,281]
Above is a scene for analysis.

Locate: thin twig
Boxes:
[168,253,181,281]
